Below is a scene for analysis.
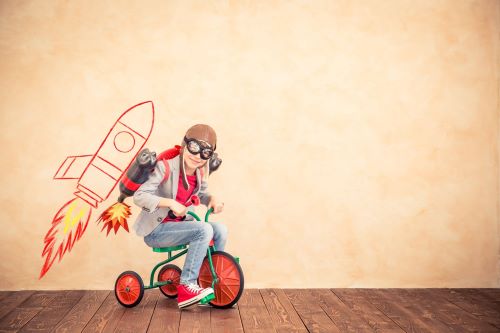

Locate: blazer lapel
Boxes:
[171,155,180,199]
[194,168,201,194]
[170,155,201,199]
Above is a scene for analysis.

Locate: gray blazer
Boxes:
[132,155,211,237]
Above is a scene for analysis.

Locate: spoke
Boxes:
[121,291,129,301]
[221,276,240,283]
[213,256,221,271]
[220,284,236,300]
[128,289,138,299]
[219,281,240,287]
[221,264,237,278]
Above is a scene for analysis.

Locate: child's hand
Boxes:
[208,197,224,214]
[169,200,188,217]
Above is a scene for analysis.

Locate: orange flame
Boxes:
[40,197,91,279]
[97,202,131,236]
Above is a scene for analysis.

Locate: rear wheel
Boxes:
[158,264,182,298]
[115,271,144,307]
[197,251,244,309]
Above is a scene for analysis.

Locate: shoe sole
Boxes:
[178,288,214,309]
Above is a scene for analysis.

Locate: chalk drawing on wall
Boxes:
[40,101,155,279]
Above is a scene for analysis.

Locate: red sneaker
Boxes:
[177,283,214,308]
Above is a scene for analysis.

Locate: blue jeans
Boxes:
[143,221,228,285]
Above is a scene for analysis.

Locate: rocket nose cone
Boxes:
[118,101,155,138]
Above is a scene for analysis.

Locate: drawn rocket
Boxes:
[40,101,155,279]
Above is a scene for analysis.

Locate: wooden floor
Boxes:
[0,289,499,332]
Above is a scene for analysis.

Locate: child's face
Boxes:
[183,144,208,170]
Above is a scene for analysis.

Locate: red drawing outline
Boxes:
[113,130,136,153]
[53,155,93,180]
[74,191,97,208]
[90,163,118,181]
[77,183,104,201]
[42,101,155,279]
[97,156,122,173]
[118,121,146,140]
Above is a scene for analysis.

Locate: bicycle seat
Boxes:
[152,245,187,253]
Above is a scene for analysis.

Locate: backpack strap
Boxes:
[162,159,170,183]
[158,145,182,183]
[157,145,182,160]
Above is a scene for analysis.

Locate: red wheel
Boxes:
[114,271,144,307]
[198,251,244,309]
[158,264,182,298]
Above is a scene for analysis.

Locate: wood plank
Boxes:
[308,289,375,332]
[210,305,244,333]
[476,288,500,305]
[284,289,341,333]
[332,289,404,333]
[0,291,36,320]
[114,289,159,333]
[238,289,277,333]
[357,289,454,333]
[436,288,500,330]
[260,289,307,333]
[52,290,110,333]
[404,289,499,333]
[81,291,127,333]
[0,292,12,303]
[178,305,211,333]
[476,288,500,314]
[456,288,500,314]
[0,291,62,332]
[17,291,60,308]
[0,306,43,332]
[147,296,181,333]
[18,290,85,332]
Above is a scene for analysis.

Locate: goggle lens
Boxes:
[184,136,214,160]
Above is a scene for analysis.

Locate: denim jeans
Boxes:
[143,221,228,285]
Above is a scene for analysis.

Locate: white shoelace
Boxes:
[186,283,204,293]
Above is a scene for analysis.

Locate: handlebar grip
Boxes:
[204,207,214,222]
[168,210,185,220]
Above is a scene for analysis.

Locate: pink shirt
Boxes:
[162,173,197,223]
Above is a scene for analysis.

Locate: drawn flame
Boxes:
[96,202,131,236]
[39,197,91,279]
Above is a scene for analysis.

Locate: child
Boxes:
[132,124,227,309]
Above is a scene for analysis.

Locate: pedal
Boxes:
[199,293,215,304]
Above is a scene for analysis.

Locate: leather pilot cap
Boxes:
[179,124,217,190]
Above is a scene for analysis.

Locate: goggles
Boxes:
[183,136,215,160]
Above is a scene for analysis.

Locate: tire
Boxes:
[114,271,144,308]
[197,251,244,309]
[158,264,182,298]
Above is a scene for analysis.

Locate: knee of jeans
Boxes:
[216,223,228,239]
[143,236,153,247]
[199,223,213,240]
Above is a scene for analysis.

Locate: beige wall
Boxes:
[0,0,498,290]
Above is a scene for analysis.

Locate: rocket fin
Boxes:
[54,155,93,180]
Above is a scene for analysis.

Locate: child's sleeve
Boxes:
[133,161,165,212]
[198,180,212,206]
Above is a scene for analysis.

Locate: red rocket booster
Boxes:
[40,101,155,279]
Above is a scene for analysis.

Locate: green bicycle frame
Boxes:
[145,208,219,290]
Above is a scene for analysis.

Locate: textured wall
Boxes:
[0,0,498,290]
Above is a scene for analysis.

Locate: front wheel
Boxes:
[197,251,244,309]
[158,264,182,298]
[115,271,144,307]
